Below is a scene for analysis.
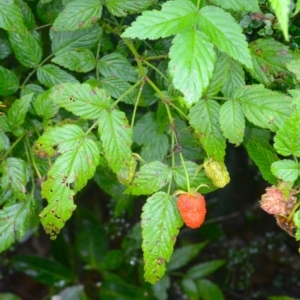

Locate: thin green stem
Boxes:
[288,201,300,222]
[143,60,169,82]
[168,102,189,120]
[95,34,103,81]
[111,78,143,109]
[131,80,145,128]
[35,24,51,31]
[145,76,165,99]
[25,135,42,180]
[84,121,99,137]
[142,54,168,61]
[1,132,26,160]
[21,54,54,88]
[197,0,201,9]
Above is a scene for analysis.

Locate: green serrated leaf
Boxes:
[52,24,102,54]
[167,241,208,271]
[198,6,252,69]
[0,0,26,33]
[219,100,245,145]
[234,85,292,132]
[133,112,158,145]
[172,161,216,194]
[249,38,293,86]
[98,53,137,82]
[269,0,291,41]
[287,59,300,81]
[100,76,138,105]
[98,109,133,179]
[37,64,78,88]
[189,100,226,160]
[152,275,170,300]
[205,51,231,97]
[221,59,245,98]
[0,198,33,253]
[271,159,299,182]
[295,0,300,16]
[196,279,225,300]
[0,131,10,151]
[274,109,300,156]
[211,0,259,12]
[0,66,19,96]
[33,89,60,119]
[15,0,36,30]
[0,37,12,60]
[187,260,226,279]
[40,177,76,239]
[125,161,172,195]
[141,133,169,162]
[141,191,183,284]
[7,94,33,135]
[37,0,64,24]
[52,48,95,73]
[106,0,156,17]
[21,84,44,99]
[121,0,199,40]
[53,0,102,31]
[169,29,216,107]
[244,140,278,184]
[50,82,112,119]
[0,115,10,133]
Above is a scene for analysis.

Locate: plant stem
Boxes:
[131,80,145,128]
[143,60,169,82]
[1,132,26,160]
[168,102,189,120]
[142,54,168,61]
[95,33,103,81]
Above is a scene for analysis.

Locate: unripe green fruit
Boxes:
[204,159,230,188]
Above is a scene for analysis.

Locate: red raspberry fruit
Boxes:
[177,193,206,229]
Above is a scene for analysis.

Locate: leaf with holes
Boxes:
[142,192,183,284]
[122,0,199,40]
[125,161,172,195]
[169,29,216,107]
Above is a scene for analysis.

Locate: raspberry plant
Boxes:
[1,0,300,297]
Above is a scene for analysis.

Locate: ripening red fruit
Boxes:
[177,193,206,229]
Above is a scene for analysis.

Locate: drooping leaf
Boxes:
[198,6,252,69]
[7,94,33,135]
[0,66,19,96]
[189,100,226,160]
[211,0,259,12]
[244,140,278,184]
[100,76,138,105]
[98,53,137,82]
[8,30,42,68]
[0,198,33,253]
[0,0,25,33]
[50,82,112,119]
[274,110,300,156]
[248,38,293,86]
[271,159,299,182]
[13,254,76,286]
[269,0,291,41]
[172,161,216,194]
[53,0,103,31]
[121,0,199,40]
[141,191,183,284]
[33,89,60,119]
[37,64,78,88]
[98,109,133,180]
[40,177,76,239]
[219,100,245,145]
[105,0,156,17]
[169,29,216,107]
[125,161,172,195]
[52,48,95,73]
[204,51,231,97]
[0,158,30,201]
[167,241,208,271]
[234,85,292,132]
[221,59,245,98]
[51,24,102,54]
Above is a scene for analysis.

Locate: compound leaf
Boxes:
[169,29,216,108]
[121,0,199,40]
[271,159,299,182]
[274,109,300,156]
[234,85,292,132]
[189,100,226,160]
[198,6,252,69]
[142,192,183,284]
[53,0,102,31]
[0,198,33,253]
[125,161,172,195]
[37,64,78,88]
[50,82,112,119]
[219,100,245,145]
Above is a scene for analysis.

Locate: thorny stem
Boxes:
[131,80,145,128]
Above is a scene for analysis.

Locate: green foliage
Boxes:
[1,0,300,297]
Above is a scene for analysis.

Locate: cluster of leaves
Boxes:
[2,0,300,296]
